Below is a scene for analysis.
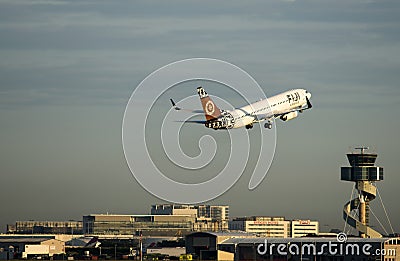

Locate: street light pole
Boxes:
[140,237,143,261]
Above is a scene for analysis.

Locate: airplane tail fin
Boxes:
[197,87,222,121]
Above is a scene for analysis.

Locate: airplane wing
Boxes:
[254,113,272,123]
[174,120,206,124]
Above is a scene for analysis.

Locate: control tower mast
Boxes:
[341,147,384,238]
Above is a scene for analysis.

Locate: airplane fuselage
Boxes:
[204,89,311,129]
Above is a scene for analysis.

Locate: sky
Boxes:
[0,0,399,235]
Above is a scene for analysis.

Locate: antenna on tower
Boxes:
[354,146,369,154]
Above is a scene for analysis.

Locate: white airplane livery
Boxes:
[171,87,312,130]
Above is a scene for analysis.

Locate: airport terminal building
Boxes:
[151,204,229,231]
[82,214,195,236]
[11,221,83,235]
[7,205,230,237]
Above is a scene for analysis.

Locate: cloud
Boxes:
[0,0,399,109]
[0,0,70,5]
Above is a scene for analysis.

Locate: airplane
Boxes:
[170,87,312,130]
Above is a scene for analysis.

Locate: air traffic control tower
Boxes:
[341,147,384,238]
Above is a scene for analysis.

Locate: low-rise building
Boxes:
[383,238,400,261]
[83,214,195,236]
[218,237,400,261]
[229,217,290,238]
[229,217,319,238]
[151,204,229,231]
[0,237,65,259]
[151,205,197,217]
[11,220,82,234]
[291,220,319,237]
[185,231,255,260]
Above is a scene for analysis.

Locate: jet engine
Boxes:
[280,111,298,121]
